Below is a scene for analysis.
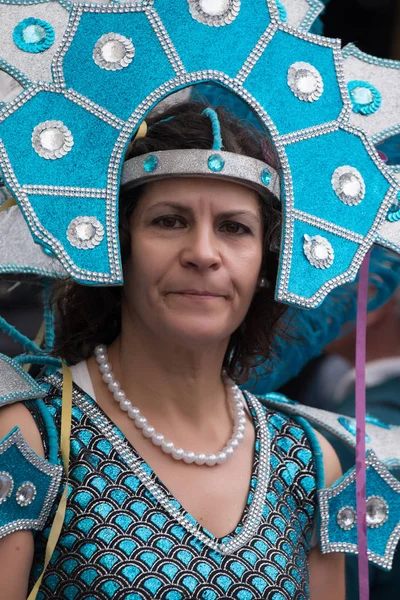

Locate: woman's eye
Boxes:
[153,216,185,229]
[220,221,251,235]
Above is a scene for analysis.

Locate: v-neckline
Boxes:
[46,373,271,555]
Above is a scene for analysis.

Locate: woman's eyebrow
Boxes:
[146,201,261,223]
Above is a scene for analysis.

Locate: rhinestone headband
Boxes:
[121,149,281,200]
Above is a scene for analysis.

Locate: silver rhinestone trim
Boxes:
[235,21,278,85]
[298,0,325,33]
[0,471,14,504]
[67,216,105,250]
[332,166,365,206]
[337,506,356,531]
[64,89,125,130]
[188,0,241,27]
[93,33,135,71]
[31,120,74,160]
[319,451,400,570]
[287,61,324,102]
[145,8,186,76]
[0,428,62,539]
[22,185,107,198]
[294,209,364,244]
[15,482,37,507]
[366,495,389,529]
[46,373,271,556]
[303,234,334,269]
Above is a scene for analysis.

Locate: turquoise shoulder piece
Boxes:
[0,353,45,407]
[0,426,62,538]
[258,394,400,570]
[319,451,400,571]
[258,392,400,469]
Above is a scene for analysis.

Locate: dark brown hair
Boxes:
[52,100,287,384]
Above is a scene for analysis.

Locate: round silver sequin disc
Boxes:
[16,481,37,507]
[0,471,14,503]
[287,62,324,102]
[366,496,388,528]
[189,0,240,26]
[303,234,334,269]
[337,506,356,530]
[32,120,74,160]
[332,166,365,206]
[67,216,105,250]
[199,0,230,15]
[93,33,135,71]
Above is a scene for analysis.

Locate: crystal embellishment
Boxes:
[32,121,74,160]
[13,17,55,54]
[338,416,371,442]
[348,80,382,116]
[303,234,334,269]
[287,62,324,102]
[366,496,389,528]
[0,471,13,504]
[188,0,240,27]
[16,482,37,507]
[143,155,159,173]
[67,217,105,250]
[332,166,365,206]
[261,168,272,186]
[208,154,225,172]
[93,33,135,71]
[337,506,356,530]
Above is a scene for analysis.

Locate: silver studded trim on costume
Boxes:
[188,0,240,27]
[0,471,14,504]
[67,216,105,250]
[303,234,334,269]
[337,506,356,530]
[287,61,324,102]
[93,33,135,71]
[46,373,271,556]
[32,120,74,160]
[332,166,366,206]
[366,495,389,529]
[15,482,37,507]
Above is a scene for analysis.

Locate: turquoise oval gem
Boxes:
[261,168,272,186]
[42,246,55,257]
[208,154,225,172]
[338,416,371,442]
[143,155,159,173]
[23,24,46,44]
[352,87,373,106]
[365,414,391,429]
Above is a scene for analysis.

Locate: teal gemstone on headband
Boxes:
[143,155,159,173]
[208,154,225,172]
[261,168,272,186]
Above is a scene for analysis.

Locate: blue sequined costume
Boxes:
[26,373,317,600]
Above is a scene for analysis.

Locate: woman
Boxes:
[0,101,344,599]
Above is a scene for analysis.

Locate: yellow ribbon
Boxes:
[27,362,73,599]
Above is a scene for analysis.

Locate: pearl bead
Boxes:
[143,425,155,438]
[135,416,147,429]
[161,441,174,454]
[216,452,227,464]
[114,390,126,403]
[172,448,185,460]
[205,454,217,466]
[128,406,140,419]
[151,433,164,446]
[183,451,196,464]
[120,400,131,412]
[194,453,207,465]
[102,372,114,384]
[229,439,239,449]
[95,344,107,355]
[108,381,120,393]
[236,431,244,442]
[225,447,234,458]
[99,363,112,374]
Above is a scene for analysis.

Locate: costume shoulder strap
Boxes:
[258,393,400,571]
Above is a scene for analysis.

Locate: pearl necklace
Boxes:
[94,345,246,466]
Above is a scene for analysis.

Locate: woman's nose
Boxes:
[179,225,221,271]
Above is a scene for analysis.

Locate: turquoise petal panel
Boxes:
[244,29,343,135]
[156,0,271,78]
[63,11,175,121]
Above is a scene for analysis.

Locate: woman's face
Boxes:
[123,177,264,347]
